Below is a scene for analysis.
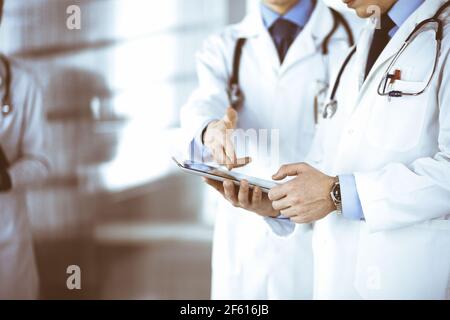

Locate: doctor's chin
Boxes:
[0,0,449,308]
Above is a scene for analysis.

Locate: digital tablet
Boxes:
[172,157,278,193]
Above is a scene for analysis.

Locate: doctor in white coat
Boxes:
[181,0,356,299]
[266,0,450,299]
[0,0,49,299]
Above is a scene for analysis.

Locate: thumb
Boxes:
[223,107,238,128]
[272,163,305,180]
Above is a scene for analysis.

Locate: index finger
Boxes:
[223,136,237,169]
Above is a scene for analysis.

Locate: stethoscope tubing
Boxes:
[227,5,355,110]
[0,53,12,116]
[324,1,450,119]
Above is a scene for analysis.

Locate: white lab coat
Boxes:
[0,60,49,299]
[268,0,450,300]
[181,1,355,299]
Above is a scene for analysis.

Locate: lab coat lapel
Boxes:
[237,10,280,72]
[280,25,316,74]
[280,1,332,74]
[259,30,284,72]
[340,22,372,115]
[355,24,374,90]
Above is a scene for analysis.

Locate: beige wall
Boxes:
[0,0,239,299]
[1,0,227,235]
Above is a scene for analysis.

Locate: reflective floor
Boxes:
[33,173,213,299]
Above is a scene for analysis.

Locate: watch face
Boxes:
[332,184,341,202]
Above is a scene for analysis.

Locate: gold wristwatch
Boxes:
[330,177,342,214]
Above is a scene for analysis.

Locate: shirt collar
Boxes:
[387,0,424,37]
[260,0,314,30]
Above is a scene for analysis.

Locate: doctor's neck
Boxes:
[262,0,300,15]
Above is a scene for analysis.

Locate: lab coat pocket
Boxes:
[354,223,450,299]
[365,80,429,152]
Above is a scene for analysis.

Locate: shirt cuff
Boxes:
[188,120,215,162]
[264,216,296,237]
[339,174,364,220]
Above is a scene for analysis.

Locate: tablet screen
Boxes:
[182,160,277,190]
[176,158,289,219]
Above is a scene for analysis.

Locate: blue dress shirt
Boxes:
[260,0,314,31]
[340,0,424,221]
[387,0,425,37]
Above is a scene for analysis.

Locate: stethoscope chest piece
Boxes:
[323,100,338,119]
[1,104,12,116]
[228,83,244,110]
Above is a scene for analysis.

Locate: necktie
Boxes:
[269,18,301,64]
[365,14,396,79]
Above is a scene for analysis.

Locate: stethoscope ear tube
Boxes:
[322,8,355,56]
[227,38,246,110]
[436,20,444,41]
[330,46,356,100]
[322,46,356,119]
[0,144,12,191]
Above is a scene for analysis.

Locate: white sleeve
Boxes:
[355,47,450,233]
[180,33,231,161]
[9,80,49,188]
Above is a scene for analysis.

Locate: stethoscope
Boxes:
[323,1,450,120]
[0,54,13,117]
[227,3,355,110]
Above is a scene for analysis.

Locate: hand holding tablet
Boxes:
[172,157,278,193]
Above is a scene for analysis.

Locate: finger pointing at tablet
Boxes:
[203,107,251,170]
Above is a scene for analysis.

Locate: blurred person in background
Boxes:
[181,0,356,299]
[0,0,49,299]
